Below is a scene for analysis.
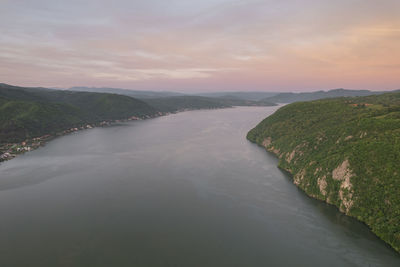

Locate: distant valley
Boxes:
[1,82,400,260]
[1,83,398,164]
[0,83,274,161]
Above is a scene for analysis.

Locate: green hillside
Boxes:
[261,88,393,103]
[0,84,157,143]
[0,97,82,142]
[213,96,276,107]
[142,96,231,112]
[247,92,400,252]
[69,86,185,98]
[0,84,237,145]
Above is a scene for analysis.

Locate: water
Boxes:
[0,107,399,267]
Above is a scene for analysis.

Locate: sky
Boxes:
[0,0,399,92]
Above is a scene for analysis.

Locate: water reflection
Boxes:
[0,107,399,267]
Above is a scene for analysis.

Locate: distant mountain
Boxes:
[69,86,185,99]
[70,87,280,101]
[261,89,391,103]
[68,86,278,106]
[193,91,278,101]
[143,95,276,112]
[142,96,231,112]
[214,96,276,107]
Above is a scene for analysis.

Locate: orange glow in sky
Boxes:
[0,0,399,92]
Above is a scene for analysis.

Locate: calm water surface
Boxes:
[0,107,399,266]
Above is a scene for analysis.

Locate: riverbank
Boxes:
[1,106,399,266]
[0,106,231,164]
[246,94,400,253]
[253,139,396,251]
[0,112,166,163]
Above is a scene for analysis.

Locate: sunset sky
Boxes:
[1,0,399,92]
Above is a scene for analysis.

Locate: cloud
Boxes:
[0,0,399,91]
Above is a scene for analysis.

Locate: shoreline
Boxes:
[248,138,400,254]
[0,106,231,164]
[0,112,167,164]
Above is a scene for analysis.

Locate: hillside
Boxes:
[69,87,279,101]
[214,96,276,107]
[0,84,157,144]
[142,96,231,112]
[69,86,185,99]
[261,88,390,103]
[193,91,278,101]
[69,86,277,106]
[247,93,400,252]
[0,83,241,146]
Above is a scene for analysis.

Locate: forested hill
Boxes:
[142,96,231,112]
[68,87,279,101]
[143,96,276,113]
[68,87,277,107]
[0,83,157,143]
[69,86,185,99]
[247,92,400,252]
[261,88,394,103]
[0,83,234,144]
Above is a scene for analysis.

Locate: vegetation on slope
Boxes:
[69,86,280,101]
[193,91,278,101]
[213,96,276,107]
[69,86,185,99]
[247,92,400,252]
[0,84,157,143]
[260,88,394,103]
[142,96,232,112]
[0,83,237,145]
[69,87,277,107]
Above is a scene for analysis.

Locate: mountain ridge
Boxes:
[261,88,399,103]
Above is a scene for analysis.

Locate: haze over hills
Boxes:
[191,92,278,101]
[142,96,231,113]
[261,88,399,103]
[69,86,398,104]
[68,86,277,107]
[247,92,400,252]
[69,86,185,99]
[142,96,276,113]
[68,86,278,101]
[68,85,397,106]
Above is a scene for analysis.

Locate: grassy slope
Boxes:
[247,92,400,252]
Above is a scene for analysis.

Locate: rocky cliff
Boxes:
[247,92,400,252]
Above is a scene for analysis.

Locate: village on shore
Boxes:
[0,112,168,163]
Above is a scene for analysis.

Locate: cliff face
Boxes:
[247,92,400,253]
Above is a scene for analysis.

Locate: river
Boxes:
[0,106,399,266]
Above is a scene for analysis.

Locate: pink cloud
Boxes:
[0,0,399,91]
